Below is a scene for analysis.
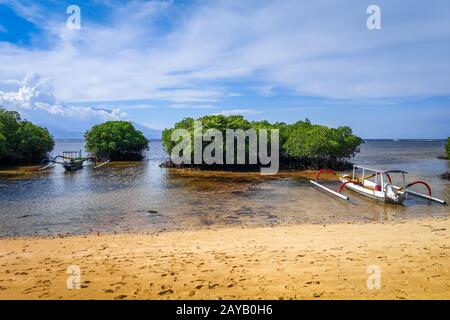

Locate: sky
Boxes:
[0,0,449,139]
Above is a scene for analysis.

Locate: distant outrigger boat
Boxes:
[61,151,85,171]
[310,165,446,205]
[38,150,110,172]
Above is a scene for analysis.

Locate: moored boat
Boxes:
[310,165,446,205]
[61,151,85,172]
[38,150,110,172]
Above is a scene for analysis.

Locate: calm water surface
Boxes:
[0,140,449,237]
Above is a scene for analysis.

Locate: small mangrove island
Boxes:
[161,115,363,171]
[0,107,54,165]
[84,121,149,161]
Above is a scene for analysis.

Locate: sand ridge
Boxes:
[0,217,449,299]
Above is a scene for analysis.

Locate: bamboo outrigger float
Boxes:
[38,150,110,172]
[310,165,446,205]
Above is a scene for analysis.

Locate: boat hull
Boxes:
[339,177,406,204]
[63,160,84,172]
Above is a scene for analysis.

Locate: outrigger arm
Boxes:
[37,155,63,171]
[37,154,111,172]
[309,169,350,201]
[37,162,56,171]
[406,190,446,205]
[93,159,110,169]
[309,180,349,200]
[401,180,446,204]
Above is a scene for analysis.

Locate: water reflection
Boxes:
[0,140,449,237]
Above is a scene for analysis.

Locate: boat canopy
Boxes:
[353,165,407,175]
[384,170,408,174]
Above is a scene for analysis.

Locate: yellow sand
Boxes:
[0,217,449,300]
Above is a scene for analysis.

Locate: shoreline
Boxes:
[0,213,447,241]
[1,217,449,299]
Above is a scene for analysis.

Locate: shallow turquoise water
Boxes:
[0,140,448,237]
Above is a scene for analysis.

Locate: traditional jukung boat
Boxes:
[61,151,85,172]
[38,150,110,172]
[310,165,446,205]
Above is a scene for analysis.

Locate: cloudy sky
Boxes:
[0,0,449,138]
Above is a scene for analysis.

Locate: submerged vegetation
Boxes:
[0,107,54,165]
[84,121,149,161]
[162,115,363,170]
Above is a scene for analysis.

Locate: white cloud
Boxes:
[0,73,128,121]
[250,85,276,97]
[169,103,215,110]
[0,0,449,103]
[112,104,156,111]
[147,88,224,104]
[217,109,262,116]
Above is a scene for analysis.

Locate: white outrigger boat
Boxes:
[310,165,446,205]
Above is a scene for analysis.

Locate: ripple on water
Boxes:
[0,140,449,237]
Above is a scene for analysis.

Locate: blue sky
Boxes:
[0,0,449,138]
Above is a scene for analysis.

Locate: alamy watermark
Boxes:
[170,120,279,175]
[65,4,380,31]
[66,5,81,30]
[367,265,381,290]
[367,5,381,30]
[66,264,81,289]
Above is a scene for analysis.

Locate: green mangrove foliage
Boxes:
[162,115,363,170]
[0,107,54,165]
[84,121,149,161]
[162,115,252,156]
[281,119,362,159]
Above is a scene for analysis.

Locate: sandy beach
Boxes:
[0,217,449,300]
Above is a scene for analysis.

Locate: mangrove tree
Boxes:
[84,121,149,161]
[161,115,363,170]
[0,107,54,165]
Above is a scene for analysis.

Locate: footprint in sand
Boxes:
[158,289,174,295]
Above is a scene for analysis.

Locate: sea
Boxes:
[0,139,448,237]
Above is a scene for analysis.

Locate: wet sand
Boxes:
[0,217,449,300]
[0,165,42,180]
